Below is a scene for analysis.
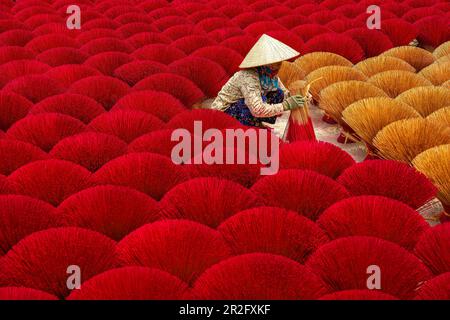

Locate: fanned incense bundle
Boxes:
[80,37,133,56]
[192,45,243,76]
[291,24,330,42]
[0,174,10,194]
[306,66,367,101]
[117,220,231,285]
[278,14,307,29]
[368,70,433,98]
[132,44,186,64]
[69,76,130,110]
[419,62,450,86]
[434,41,450,59]
[396,87,450,117]
[414,224,450,275]
[7,159,91,206]
[306,236,431,299]
[0,195,58,255]
[319,80,388,122]
[6,113,86,152]
[317,195,429,250]
[413,16,449,49]
[58,185,160,241]
[377,18,417,46]
[173,35,216,55]
[231,13,267,29]
[209,27,244,42]
[44,64,101,88]
[84,51,133,76]
[120,24,164,38]
[90,153,189,201]
[287,80,316,142]
[191,253,328,300]
[435,55,450,65]
[0,46,33,65]
[50,132,127,172]
[221,35,257,57]
[160,178,262,228]
[277,61,306,87]
[75,29,119,45]
[343,27,394,58]
[112,91,186,122]
[0,91,32,133]
[3,74,65,103]
[382,46,436,70]
[218,207,329,263]
[113,60,168,86]
[133,73,204,108]
[168,56,228,97]
[294,52,353,77]
[415,273,450,300]
[427,107,450,129]
[31,94,105,124]
[279,140,355,179]
[337,160,437,210]
[444,80,450,88]
[0,139,48,176]
[88,110,164,143]
[0,30,34,47]
[67,267,189,300]
[412,145,450,212]
[0,227,117,298]
[251,169,350,220]
[373,118,450,164]
[0,59,50,87]
[355,56,416,78]
[342,97,420,145]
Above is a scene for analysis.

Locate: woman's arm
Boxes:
[240,81,285,118]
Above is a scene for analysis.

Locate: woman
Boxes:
[211,34,306,128]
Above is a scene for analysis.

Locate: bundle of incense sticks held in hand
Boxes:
[286,79,317,142]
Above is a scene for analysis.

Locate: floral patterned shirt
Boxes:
[211,69,290,118]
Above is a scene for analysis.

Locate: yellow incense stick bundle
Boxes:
[368,70,433,98]
[413,144,450,206]
[443,80,450,88]
[278,61,306,87]
[395,86,450,117]
[294,52,353,77]
[355,56,416,78]
[382,46,436,70]
[306,66,367,102]
[419,61,450,86]
[433,41,450,59]
[427,107,450,129]
[342,97,420,145]
[373,118,450,163]
[319,80,387,122]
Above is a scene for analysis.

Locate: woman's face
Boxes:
[267,62,282,75]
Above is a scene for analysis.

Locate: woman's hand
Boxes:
[283,95,305,111]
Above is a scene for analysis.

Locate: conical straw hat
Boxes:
[239,34,300,69]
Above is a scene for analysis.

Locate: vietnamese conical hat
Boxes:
[239,34,300,69]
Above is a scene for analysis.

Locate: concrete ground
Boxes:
[308,103,368,163]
